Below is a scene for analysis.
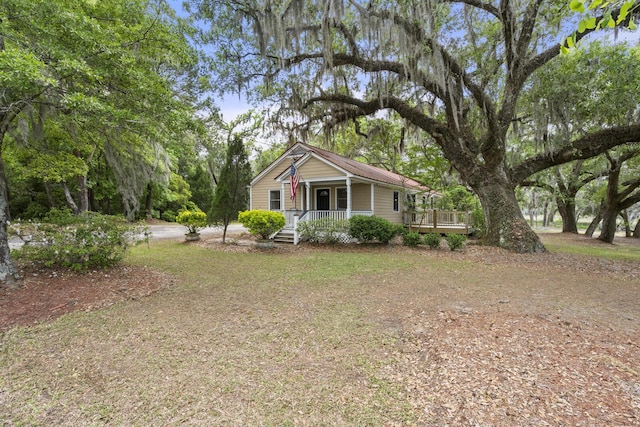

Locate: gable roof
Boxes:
[251,142,436,194]
[296,143,433,193]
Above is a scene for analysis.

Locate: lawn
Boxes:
[1,233,639,425]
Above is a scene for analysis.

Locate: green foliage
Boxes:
[445,234,467,251]
[401,232,421,247]
[564,0,637,53]
[238,210,285,240]
[153,173,196,221]
[186,163,214,213]
[208,136,252,233]
[176,210,208,234]
[161,210,177,222]
[348,215,400,244]
[437,185,476,211]
[422,233,442,249]
[297,219,350,244]
[12,210,147,271]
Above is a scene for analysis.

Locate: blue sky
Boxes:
[166,0,251,121]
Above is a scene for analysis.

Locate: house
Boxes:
[249,142,469,243]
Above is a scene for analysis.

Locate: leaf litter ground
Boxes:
[1,231,638,425]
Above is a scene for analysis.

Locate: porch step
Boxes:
[273,228,295,244]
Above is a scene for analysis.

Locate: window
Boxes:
[393,191,399,212]
[269,190,281,210]
[406,193,416,210]
[337,187,348,210]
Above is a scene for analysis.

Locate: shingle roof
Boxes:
[297,143,434,193]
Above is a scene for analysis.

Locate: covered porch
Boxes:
[280,177,376,228]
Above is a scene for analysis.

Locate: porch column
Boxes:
[281,182,286,212]
[346,177,352,218]
[370,183,375,212]
[305,181,311,211]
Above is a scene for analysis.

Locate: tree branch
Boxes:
[442,0,500,18]
[510,125,640,185]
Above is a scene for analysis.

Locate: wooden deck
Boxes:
[405,210,472,235]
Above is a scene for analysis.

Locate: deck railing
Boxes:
[405,209,470,232]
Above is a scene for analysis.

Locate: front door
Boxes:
[316,188,330,210]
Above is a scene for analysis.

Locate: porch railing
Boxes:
[290,210,373,244]
[283,209,304,228]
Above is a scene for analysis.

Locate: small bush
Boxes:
[348,215,400,244]
[238,209,285,240]
[176,210,207,234]
[423,233,441,249]
[12,210,148,271]
[402,231,421,247]
[445,233,467,251]
[297,218,350,244]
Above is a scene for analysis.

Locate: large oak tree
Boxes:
[189,0,640,252]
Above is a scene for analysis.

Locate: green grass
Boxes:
[539,233,640,262]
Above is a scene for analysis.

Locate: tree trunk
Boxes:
[557,198,579,233]
[598,157,621,244]
[145,183,153,219]
[44,182,57,208]
[620,210,631,237]
[585,211,602,237]
[0,154,20,286]
[598,201,619,243]
[77,175,89,213]
[469,173,545,253]
[61,182,79,214]
[542,200,549,227]
[222,222,228,243]
[633,219,640,238]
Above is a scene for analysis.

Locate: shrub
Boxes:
[237,209,285,240]
[12,210,148,271]
[402,231,421,247]
[423,232,441,249]
[445,233,467,251]
[297,218,350,244]
[176,210,208,234]
[348,215,400,244]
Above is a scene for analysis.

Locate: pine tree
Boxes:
[209,136,252,242]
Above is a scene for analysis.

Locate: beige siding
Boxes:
[251,162,287,211]
[351,183,372,211]
[298,158,342,179]
[374,185,404,224]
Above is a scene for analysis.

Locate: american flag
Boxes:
[290,162,300,200]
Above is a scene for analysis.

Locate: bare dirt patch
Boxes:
[0,265,175,332]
